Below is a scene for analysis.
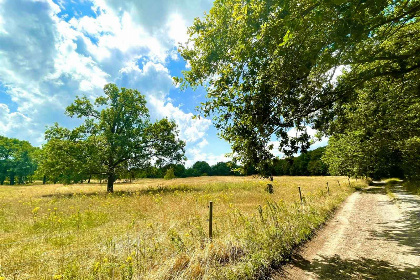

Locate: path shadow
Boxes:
[362,186,387,195]
[41,185,202,199]
[370,186,420,255]
[370,181,387,186]
[284,254,419,280]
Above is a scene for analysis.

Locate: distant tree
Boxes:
[164,167,176,180]
[42,84,186,192]
[191,161,212,176]
[211,162,231,176]
[172,164,186,178]
[36,125,101,184]
[307,147,328,176]
[0,136,37,185]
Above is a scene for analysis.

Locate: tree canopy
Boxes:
[39,84,186,192]
[177,0,420,176]
[0,136,37,185]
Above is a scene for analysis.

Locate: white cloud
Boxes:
[148,97,211,143]
[70,4,167,62]
[185,147,229,167]
[0,0,216,155]
[166,13,188,45]
[99,0,212,37]
[197,139,208,148]
[0,0,109,145]
[0,104,30,132]
[0,103,44,143]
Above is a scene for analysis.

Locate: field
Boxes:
[0,176,364,279]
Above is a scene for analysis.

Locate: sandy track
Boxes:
[273,185,420,280]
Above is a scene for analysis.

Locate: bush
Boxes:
[164,168,176,180]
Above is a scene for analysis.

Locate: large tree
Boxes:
[42,84,186,192]
[177,0,420,175]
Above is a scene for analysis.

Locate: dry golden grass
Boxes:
[0,176,365,279]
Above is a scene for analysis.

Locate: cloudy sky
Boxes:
[0,0,327,166]
[0,0,239,166]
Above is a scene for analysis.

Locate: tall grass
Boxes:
[0,176,363,279]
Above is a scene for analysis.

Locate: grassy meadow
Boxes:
[0,176,365,279]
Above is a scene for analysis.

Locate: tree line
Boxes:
[0,132,328,186]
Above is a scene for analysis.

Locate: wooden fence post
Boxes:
[209,201,213,240]
[298,187,303,204]
[326,182,329,195]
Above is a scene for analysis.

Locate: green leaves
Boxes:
[178,0,420,176]
[40,84,185,190]
[0,136,37,185]
[278,30,293,47]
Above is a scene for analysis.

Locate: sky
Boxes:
[0,0,327,166]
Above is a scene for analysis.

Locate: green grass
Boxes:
[403,181,420,195]
[0,176,361,279]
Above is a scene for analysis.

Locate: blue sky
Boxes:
[0,0,326,166]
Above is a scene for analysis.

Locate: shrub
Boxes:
[164,168,176,180]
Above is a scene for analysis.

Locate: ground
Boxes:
[275,183,420,280]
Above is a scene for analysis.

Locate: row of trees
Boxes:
[120,146,328,179]
[0,133,329,185]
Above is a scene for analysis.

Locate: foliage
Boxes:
[400,137,420,180]
[269,147,328,176]
[190,161,212,176]
[323,74,419,179]
[115,149,327,180]
[164,167,176,180]
[39,84,186,191]
[177,0,420,176]
[0,136,37,185]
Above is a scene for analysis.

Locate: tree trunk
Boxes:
[10,173,15,185]
[88,174,91,184]
[107,174,114,193]
[43,175,47,185]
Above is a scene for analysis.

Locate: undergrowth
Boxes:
[403,181,420,195]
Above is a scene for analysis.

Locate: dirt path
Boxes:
[274,184,420,280]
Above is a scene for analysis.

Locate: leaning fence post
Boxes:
[209,201,213,240]
[298,187,303,204]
